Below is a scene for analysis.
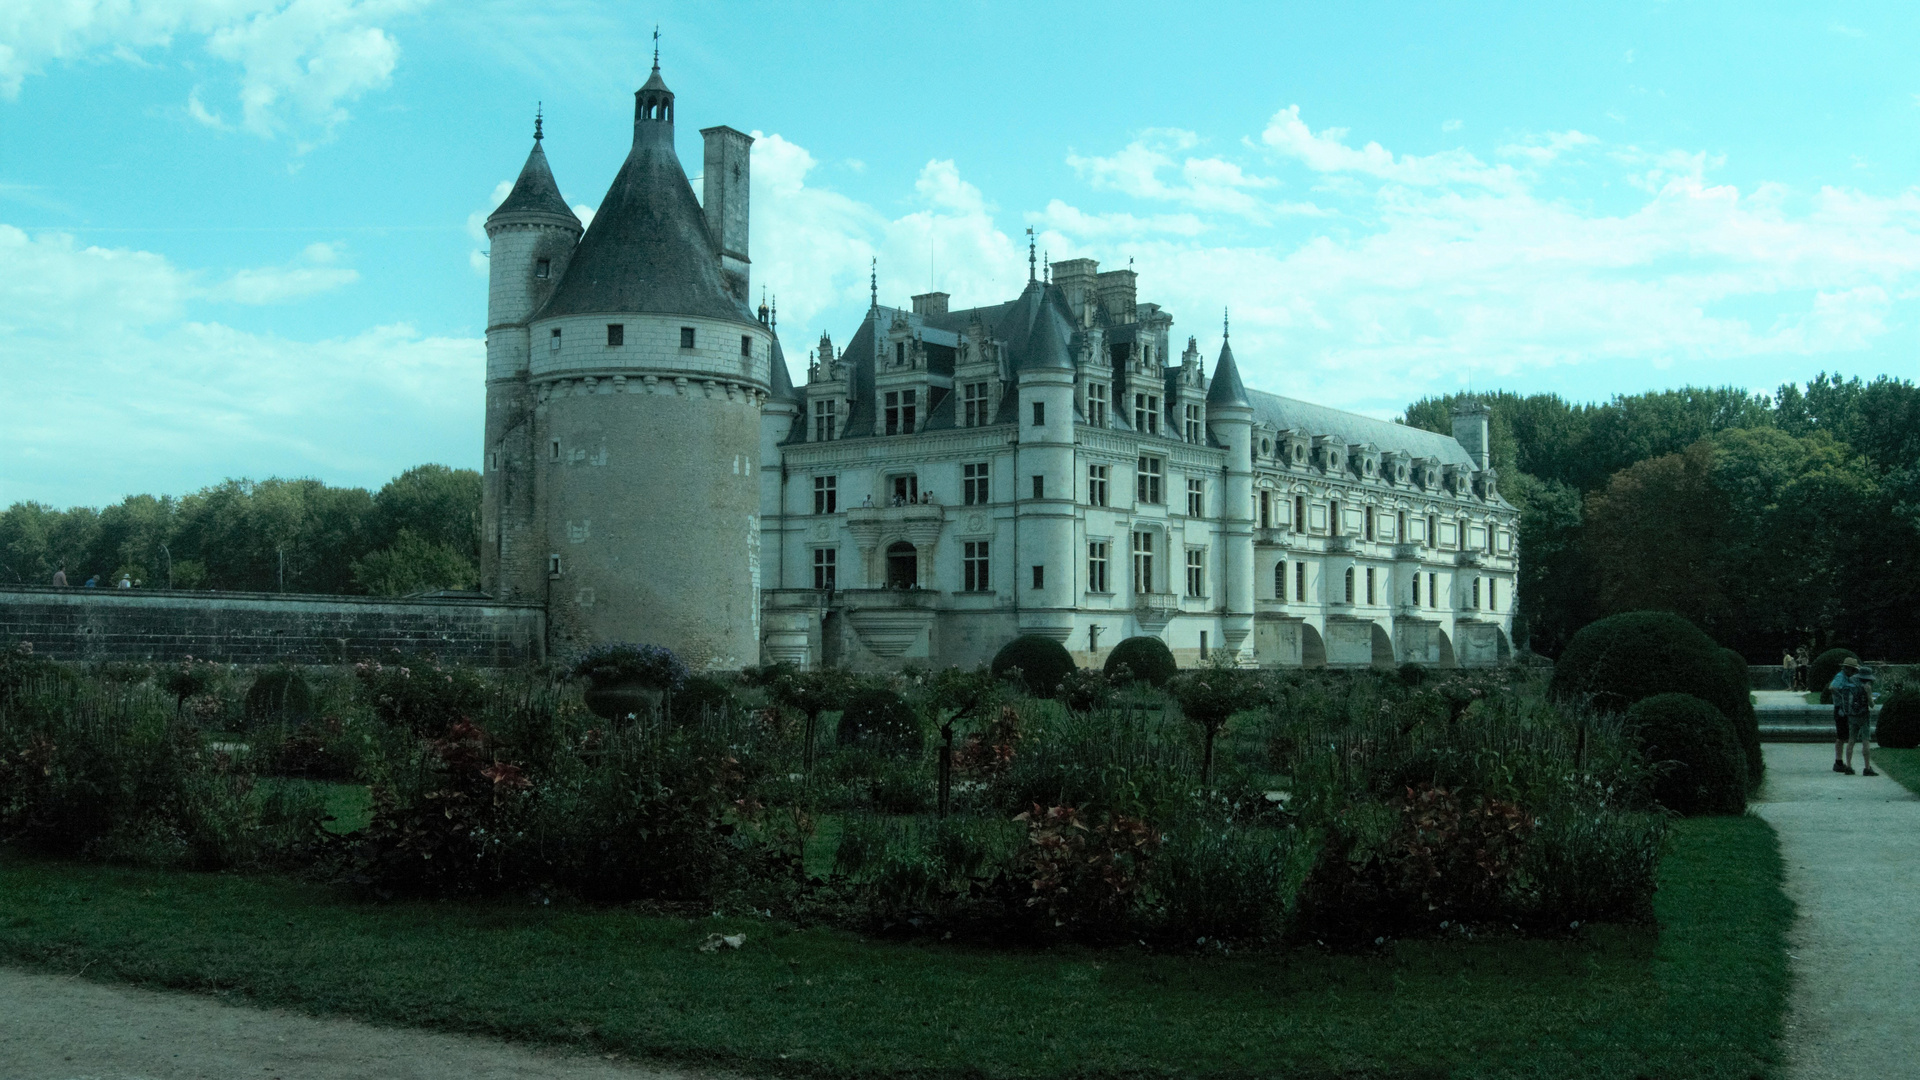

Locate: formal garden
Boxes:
[0,611,1812,1079]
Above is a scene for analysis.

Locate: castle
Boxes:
[482,62,1518,671]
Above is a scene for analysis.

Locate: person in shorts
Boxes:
[1830,658,1877,776]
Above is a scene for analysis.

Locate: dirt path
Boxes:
[1753,742,1920,1080]
[0,966,701,1080]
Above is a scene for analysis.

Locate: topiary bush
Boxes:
[671,674,738,725]
[1626,693,1748,816]
[1715,648,1763,789]
[243,668,314,727]
[992,635,1077,697]
[1103,636,1178,688]
[1811,647,1858,704]
[836,687,923,756]
[1550,611,1728,714]
[1875,684,1920,750]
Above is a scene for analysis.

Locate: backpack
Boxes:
[1835,680,1868,717]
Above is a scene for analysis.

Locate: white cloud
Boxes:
[207,241,358,303]
[1441,119,1462,133]
[1259,105,1526,193]
[0,0,423,142]
[1029,199,1208,239]
[1067,129,1286,221]
[0,225,477,506]
[1497,129,1598,165]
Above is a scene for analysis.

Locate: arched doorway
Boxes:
[1369,623,1395,668]
[1435,628,1457,668]
[1301,623,1327,668]
[885,542,917,589]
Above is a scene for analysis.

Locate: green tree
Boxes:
[350,529,479,596]
[1582,441,1733,635]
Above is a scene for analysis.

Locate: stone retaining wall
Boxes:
[0,585,545,667]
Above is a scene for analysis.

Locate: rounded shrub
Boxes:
[1715,647,1763,789]
[1876,685,1920,750]
[836,687,923,755]
[1102,636,1178,688]
[1811,647,1858,704]
[1550,611,1740,719]
[1627,693,1748,816]
[671,674,738,725]
[243,668,314,726]
[992,635,1077,697]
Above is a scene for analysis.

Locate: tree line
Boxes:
[0,465,481,597]
[1404,374,1920,661]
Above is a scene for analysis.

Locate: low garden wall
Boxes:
[0,584,544,666]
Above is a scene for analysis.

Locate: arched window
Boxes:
[1274,561,1286,599]
[886,541,917,589]
[1343,566,1355,603]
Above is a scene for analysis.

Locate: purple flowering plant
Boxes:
[570,643,689,691]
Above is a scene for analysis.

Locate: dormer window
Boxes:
[1085,382,1108,426]
[884,390,917,435]
[963,382,992,426]
[895,341,906,365]
[535,258,550,279]
[1183,404,1203,442]
[812,399,838,442]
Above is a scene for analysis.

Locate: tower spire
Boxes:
[1026,227,1036,282]
[534,102,543,141]
[652,25,660,72]
[870,257,878,309]
[1223,306,1229,339]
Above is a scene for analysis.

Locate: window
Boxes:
[884,389,917,435]
[963,462,990,505]
[1412,573,1421,606]
[1088,541,1110,593]
[1472,577,1482,609]
[548,554,561,575]
[550,327,562,351]
[812,399,838,442]
[489,449,501,471]
[1294,495,1306,534]
[1032,401,1045,426]
[679,327,695,349]
[1184,404,1204,442]
[1086,382,1108,426]
[962,382,991,426]
[1397,511,1408,542]
[1429,572,1439,608]
[1132,531,1155,593]
[1186,548,1206,597]
[535,258,550,279]
[1200,632,1209,660]
[1344,567,1355,604]
[1260,492,1271,529]
[1274,561,1286,599]
[1031,565,1045,590]
[1488,526,1497,555]
[550,438,561,461]
[1329,500,1342,536]
[886,542,917,588]
[1366,567,1376,605]
[606,324,623,346]
[1136,456,1163,504]
[890,474,918,505]
[1133,393,1159,435]
[895,341,906,365]
[813,548,837,591]
[963,541,990,592]
[1186,478,1204,517]
[741,335,752,357]
[1088,464,1109,507]
[1364,507,1375,541]
[1296,561,1307,601]
[1031,475,1045,500]
[1489,578,1499,610]
[1426,514,1437,549]
[812,475,837,515]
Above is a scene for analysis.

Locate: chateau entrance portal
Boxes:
[885,542,918,589]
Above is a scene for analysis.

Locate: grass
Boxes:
[1870,747,1920,794]
[0,816,1789,1080]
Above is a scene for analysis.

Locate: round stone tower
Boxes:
[483,115,584,607]
[508,61,775,668]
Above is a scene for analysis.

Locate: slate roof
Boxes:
[535,73,758,329]
[487,139,581,230]
[1246,390,1475,466]
[1206,339,1251,408]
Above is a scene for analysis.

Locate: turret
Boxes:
[482,114,583,602]
[1452,397,1492,472]
[1011,278,1079,643]
[1206,319,1255,662]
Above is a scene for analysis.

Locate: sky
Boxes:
[5,0,1920,508]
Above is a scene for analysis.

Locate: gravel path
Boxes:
[0,967,700,1080]
[1753,741,1920,1080]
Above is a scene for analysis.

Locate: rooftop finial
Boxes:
[1044,252,1050,283]
[1223,306,1230,339]
[652,25,660,71]
[534,102,543,141]
[870,257,878,309]
[770,294,777,331]
[1026,227,1036,282]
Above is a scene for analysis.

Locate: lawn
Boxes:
[1871,747,1920,794]
[0,815,1790,1080]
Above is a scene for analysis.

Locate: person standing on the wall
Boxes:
[51,565,67,587]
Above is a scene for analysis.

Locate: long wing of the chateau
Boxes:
[481,63,1518,671]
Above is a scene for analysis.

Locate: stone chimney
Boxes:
[911,292,949,318]
[700,125,753,301]
[1451,398,1492,471]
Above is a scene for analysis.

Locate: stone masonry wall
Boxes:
[0,585,545,667]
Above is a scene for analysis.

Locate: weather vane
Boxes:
[652,25,660,70]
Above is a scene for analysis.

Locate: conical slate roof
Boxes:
[768,334,801,404]
[997,281,1075,372]
[535,75,757,328]
[487,138,580,230]
[1207,338,1251,408]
